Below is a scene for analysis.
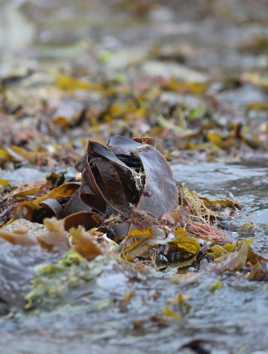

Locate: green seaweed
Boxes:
[25,251,103,311]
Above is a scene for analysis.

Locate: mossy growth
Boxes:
[25,251,103,311]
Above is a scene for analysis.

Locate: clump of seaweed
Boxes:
[0,136,267,311]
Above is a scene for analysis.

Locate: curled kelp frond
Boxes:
[0,136,265,281]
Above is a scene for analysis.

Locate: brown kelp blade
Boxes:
[81,136,177,220]
[134,144,177,218]
[57,136,177,233]
[64,211,103,231]
[109,136,178,219]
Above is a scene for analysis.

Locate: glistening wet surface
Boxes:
[1,1,268,353]
[0,162,267,354]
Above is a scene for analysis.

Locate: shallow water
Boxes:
[0,162,267,354]
[1,1,268,353]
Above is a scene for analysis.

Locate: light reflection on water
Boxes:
[0,1,268,353]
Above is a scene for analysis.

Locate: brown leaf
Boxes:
[18,182,79,220]
[69,226,103,260]
[64,211,103,231]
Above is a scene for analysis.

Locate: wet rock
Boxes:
[0,239,60,309]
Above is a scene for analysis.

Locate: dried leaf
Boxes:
[0,149,10,161]
[56,74,102,92]
[174,228,201,255]
[209,280,224,293]
[162,79,208,95]
[19,183,79,219]
[202,197,240,210]
[0,178,10,187]
[120,228,153,261]
[38,218,69,250]
[69,226,103,260]
[162,306,182,321]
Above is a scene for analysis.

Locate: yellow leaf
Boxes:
[207,132,224,148]
[174,228,201,255]
[14,185,45,199]
[128,228,153,239]
[0,149,11,161]
[120,228,153,261]
[162,307,182,321]
[164,79,208,95]
[70,226,102,260]
[246,102,268,112]
[208,244,228,259]
[210,280,224,293]
[56,74,102,92]
[27,183,79,208]
[17,183,79,220]
[8,146,36,162]
[0,178,10,187]
[202,196,240,210]
[224,243,236,252]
